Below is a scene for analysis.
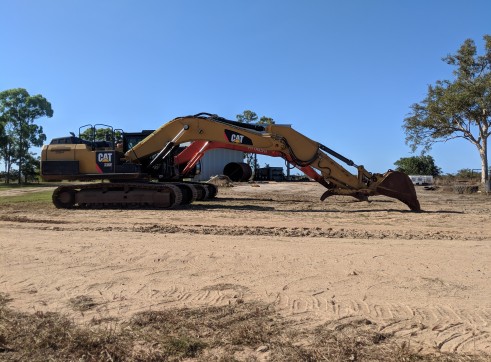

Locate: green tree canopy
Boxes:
[0,88,53,183]
[79,127,122,142]
[236,110,258,124]
[0,115,8,164]
[258,116,275,125]
[236,110,275,173]
[394,155,441,176]
[403,35,491,184]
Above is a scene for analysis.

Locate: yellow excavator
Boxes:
[40,113,420,211]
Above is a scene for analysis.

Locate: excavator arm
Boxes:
[125,113,421,211]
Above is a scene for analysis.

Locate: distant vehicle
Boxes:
[409,175,434,186]
[255,166,285,181]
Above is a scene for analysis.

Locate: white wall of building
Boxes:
[192,149,244,181]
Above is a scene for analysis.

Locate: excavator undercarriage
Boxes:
[40,113,420,211]
[51,182,218,209]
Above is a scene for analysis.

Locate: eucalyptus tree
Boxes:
[236,110,258,124]
[236,111,275,173]
[403,35,491,185]
[0,88,53,183]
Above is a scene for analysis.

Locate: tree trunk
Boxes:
[4,142,11,184]
[6,156,11,184]
[479,137,489,188]
[18,149,22,184]
[18,127,23,184]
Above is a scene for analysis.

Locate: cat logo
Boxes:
[223,129,253,145]
[97,153,113,163]
[96,151,115,173]
[230,134,244,143]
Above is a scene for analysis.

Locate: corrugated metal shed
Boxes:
[192,149,244,181]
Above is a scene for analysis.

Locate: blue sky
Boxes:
[1,0,490,174]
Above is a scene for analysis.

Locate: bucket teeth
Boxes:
[319,171,421,211]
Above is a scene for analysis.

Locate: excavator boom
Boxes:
[126,113,420,211]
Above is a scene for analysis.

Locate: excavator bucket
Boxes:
[375,170,421,211]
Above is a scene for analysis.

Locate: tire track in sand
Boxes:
[274,293,491,353]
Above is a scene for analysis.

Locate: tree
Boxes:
[0,88,53,183]
[258,116,275,125]
[0,122,18,183]
[403,35,491,185]
[0,113,5,147]
[20,153,40,183]
[455,168,479,179]
[79,127,122,142]
[236,110,258,124]
[0,109,7,174]
[394,155,442,176]
[236,111,275,173]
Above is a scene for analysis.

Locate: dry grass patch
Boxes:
[0,293,488,361]
[68,295,98,312]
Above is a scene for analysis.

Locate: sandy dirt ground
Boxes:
[0,182,490,355]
